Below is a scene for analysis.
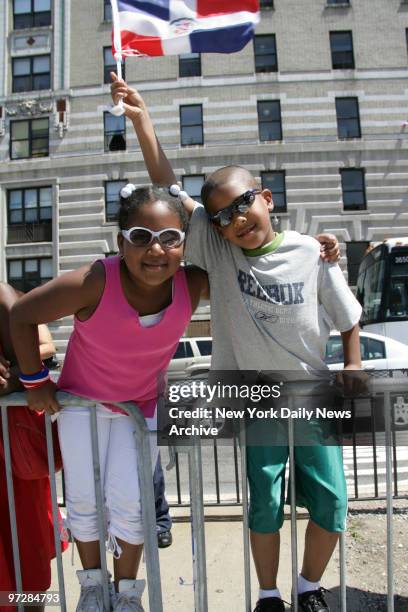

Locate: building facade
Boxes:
[0,0,407,356]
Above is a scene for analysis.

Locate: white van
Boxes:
[167,337,212,380]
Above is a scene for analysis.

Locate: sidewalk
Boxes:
[50,504,408,611]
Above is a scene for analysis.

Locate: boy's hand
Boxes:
[315,233,340,262]
[336,365,370,397]
[0,355,11,387]
[110,72,147,122]
[26,380,61,415]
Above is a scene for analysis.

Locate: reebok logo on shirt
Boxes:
[238,270,305,305]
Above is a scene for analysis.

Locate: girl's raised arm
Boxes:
[10,263,104,414]
[110,73,196,215]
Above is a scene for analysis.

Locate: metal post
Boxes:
[89,407,111,612]
[339,531,347,612]
[1,405,24,612]
[188,436,208,612]
[288,396,298,612]
[125,402,163,612]
[383,390,394,612]
[45,414,67,611]
[240,420,252,612]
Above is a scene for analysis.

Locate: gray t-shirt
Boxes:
[185,204,362,375]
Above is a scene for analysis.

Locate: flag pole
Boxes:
[110,0,125,116]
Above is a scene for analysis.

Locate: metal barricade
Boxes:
[238,378,403,612]
[0,392,164,612]
[1,376,404,611]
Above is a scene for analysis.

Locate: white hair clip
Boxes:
[169,184,189,203]
[120,183,136,198]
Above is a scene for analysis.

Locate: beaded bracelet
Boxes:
[19,364,50,390]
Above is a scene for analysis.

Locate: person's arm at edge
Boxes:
[0,327,56,397]
[110,73,196,216]
[0,283,19,392]
[0,282,18,363]
[38,324,56,361]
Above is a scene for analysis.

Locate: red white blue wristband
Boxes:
[19,365,50,390]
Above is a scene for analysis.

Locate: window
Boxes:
[260,0,274,7]
[180,105,203,146]
[179,53,201,77]
[254,35,278,73]
[104,47,124,84]
[173,341,193,359]
[197,340,212,356]
[340,168,366,210]
[105,180,127,222]
[104,0,112,21]
[104,112,126,152]
[182,175,205,203]
[327,0,350,4]
[360,258,386,323]
[7,187,52,243]
[7,258,52,292]
[363,337,385,360]
[261,171,287,212]
[10,118,49,159]
[387,253,408,319]
[325,335,385,365]
[330,31,354,69]
[13,0,51,29]
[335,97,361,139]
[12,55,50,92]
[257,101,282,141]
[346,241,369,286]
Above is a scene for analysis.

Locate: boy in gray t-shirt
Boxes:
[112,77,363,612]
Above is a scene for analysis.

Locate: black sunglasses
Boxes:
[208,189,261,227]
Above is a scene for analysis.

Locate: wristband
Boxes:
[19,365,50,390]
[168,184,189,203]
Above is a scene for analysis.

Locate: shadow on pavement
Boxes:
[326,587,408,612]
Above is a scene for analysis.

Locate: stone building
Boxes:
[0,0,407,356]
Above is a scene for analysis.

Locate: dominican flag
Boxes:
[111,1,260,57]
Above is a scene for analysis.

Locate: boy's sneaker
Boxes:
[253,597,285,611]
[113,579,145,611]
[298,588,330,612]
[76,569,108,612]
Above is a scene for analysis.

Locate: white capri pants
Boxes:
[57,403,158,552]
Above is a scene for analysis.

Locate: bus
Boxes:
[356,238,408,345]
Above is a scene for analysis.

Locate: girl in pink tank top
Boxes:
[10,186,209,611]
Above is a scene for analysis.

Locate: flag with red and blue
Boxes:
[111,0,260,57]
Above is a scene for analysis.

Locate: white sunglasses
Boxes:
[121,226,185,249]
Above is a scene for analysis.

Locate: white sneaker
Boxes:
[113,579,145,612]
[76,569,109,612]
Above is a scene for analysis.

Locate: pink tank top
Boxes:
[57,256,192,417]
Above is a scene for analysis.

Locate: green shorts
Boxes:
[247,444,347,534]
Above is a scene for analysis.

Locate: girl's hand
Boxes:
[110,72,147,121]
[0,355,10,387]
[26,380,61,415]
[315,233,340,262]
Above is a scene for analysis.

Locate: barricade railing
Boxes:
[1,375,405,611]
[1,393,165,612]
[237,377,405,612]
